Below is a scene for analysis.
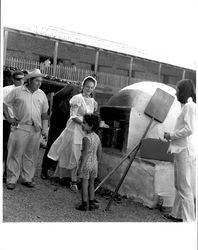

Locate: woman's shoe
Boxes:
[164,214,183,222]
[70,182,78,193]
[75,202,88,211]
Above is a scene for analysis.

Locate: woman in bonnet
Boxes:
[48,76,98,192]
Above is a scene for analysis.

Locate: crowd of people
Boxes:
[2,67,196,219]
[3,68,104,211]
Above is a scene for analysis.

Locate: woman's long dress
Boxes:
[47,93,96,178]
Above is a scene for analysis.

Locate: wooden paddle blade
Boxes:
[144,88,175,123]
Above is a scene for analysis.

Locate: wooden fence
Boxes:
[5,57,143,90]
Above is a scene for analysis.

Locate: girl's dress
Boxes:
[78,132,101,180]
[168,97,196,222]
[48,93,97,178]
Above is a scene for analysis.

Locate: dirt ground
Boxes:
[3,148,169,222]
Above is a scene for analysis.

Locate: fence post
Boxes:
[128,57,133,85]
[53,41,59,76]
[94,49,100,77]
[3,30,8,66]
[182,69,186,80]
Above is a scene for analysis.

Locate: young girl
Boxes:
[76,113,102,211]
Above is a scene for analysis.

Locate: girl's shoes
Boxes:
[75,201,99,211]
[70,182,78,192]
[89,200,99,211]
[75,202,88,211]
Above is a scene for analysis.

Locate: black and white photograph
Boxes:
[1,0,197,249]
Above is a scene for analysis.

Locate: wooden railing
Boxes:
[5,57,144,91]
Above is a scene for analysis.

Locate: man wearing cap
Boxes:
[3,70,24,179]
[3,69,49,190]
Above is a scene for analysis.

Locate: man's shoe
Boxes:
[6,183,16,190]
[164,214,183,222]
[21,182,35,188]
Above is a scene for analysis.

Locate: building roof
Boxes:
[4,25,196,70]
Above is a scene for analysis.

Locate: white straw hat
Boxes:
[23,69,45,81]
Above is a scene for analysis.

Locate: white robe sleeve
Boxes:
[170,103,195,140]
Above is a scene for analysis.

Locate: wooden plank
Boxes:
[144,88,175,123]
[140,138,174,162]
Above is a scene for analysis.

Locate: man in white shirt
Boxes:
[3,69,49,190]
[3,70,24,179]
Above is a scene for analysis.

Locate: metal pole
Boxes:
[158,63,162,82]
[3,30,8,66]
[182,70,186,80]
[94,49,99,76]
[128,57,133,85]
[53,41,59,76]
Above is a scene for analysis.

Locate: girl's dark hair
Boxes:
[83,113,100,133]
[176,79,196,104]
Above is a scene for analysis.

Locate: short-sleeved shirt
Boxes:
[4,85,49,129]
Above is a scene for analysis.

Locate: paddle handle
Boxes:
[105,117,154,211]
[95,144,139,192]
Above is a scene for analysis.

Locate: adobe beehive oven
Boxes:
[98,81,181,207]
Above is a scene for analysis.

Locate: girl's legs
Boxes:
[76,178,88,211]
[81,178,89,202]
[89,178,95,201]
[89,178,99,210]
